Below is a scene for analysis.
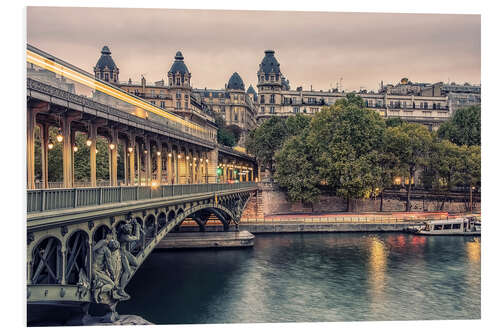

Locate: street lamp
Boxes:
[86,139,92,146]
[128,147,133,153]
[109,143,115,150]
[73,146,78,152]
[56,132,63,143]
[48,142,54,150]
[157,151,161,156]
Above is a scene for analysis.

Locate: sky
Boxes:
[27,7,481,92]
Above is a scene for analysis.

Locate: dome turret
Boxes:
[259,50,281,74]
[227,72,245,91]
[169,51,189,75]
[94,46,119,83]
[247,85,256,95]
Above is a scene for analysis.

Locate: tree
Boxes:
[275,132,321,205]
[457,145,481,203]
[385,117,405,128]
[245,116,289,176]
[438,105,481,146]
[385,123,433,211]
[285,112,311,136]
[306,99,387,211]
[214,113,237,147]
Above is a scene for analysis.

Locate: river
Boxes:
[117,232,481,324]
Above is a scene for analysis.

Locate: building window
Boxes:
[176,101,181,109]
[176,78,180,85]
[185,102,188,109]
[151,101,156,105]
[160,101,165,108]
[293,106,299,113]
[260,95,265,104]
[270,94,275,104]
[424,102,428,109]
[261,106,265,113]
[176,91,181,99]
[104,73,109,81]
[270,106,275,114]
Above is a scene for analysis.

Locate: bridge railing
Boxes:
[27,182,257,213]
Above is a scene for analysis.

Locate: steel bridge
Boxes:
[26,45,259,324]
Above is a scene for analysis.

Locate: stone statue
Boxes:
[90,218,144,308]
[92,237,121,303]
[115,218,143,300]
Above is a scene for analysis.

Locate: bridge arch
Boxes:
[92,224,112,244]
[65,230,90,285]
[167,209,176,222]
[31,237,63,285]
[157,211,167,232]
[144,214,157,246]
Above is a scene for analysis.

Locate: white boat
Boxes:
[414,217,481,236]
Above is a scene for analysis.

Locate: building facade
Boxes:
[255,50,481,131]
[193,72,258,145]
[94,46,217,137]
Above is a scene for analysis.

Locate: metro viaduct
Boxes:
[27,78,256,190]
[26,45,259,324]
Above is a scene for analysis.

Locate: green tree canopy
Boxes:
[214,113,238,147]
[385,122,433,211]
[305,101,387,210]
[438,105,481,146]
[275,131,321,205]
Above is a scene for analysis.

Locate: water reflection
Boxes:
[119,233,481,324]
[368,236,387,313]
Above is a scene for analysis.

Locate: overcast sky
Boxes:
[27,7,480,92]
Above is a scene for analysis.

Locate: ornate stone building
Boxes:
[94,46,257,143]
[255,50,480,131]
[193,72,258,146]
[94,46,216,133]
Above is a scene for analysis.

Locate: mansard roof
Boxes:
[227,72,245,91]
[95,46,117,71]
[169,51,190,75]
[259,50,280,74]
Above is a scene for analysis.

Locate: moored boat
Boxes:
[413,217,480,236]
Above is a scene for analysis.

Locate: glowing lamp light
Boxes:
[128,147,133,153]
[48,142,54,150]
[193,157,197,161]
[95,149,99,154]
[186,156,190,160]
[73,146,78,152]
[168,153,172,157]
[86,139,92,146]
[190,163,192,166]
[109,143,116,150]
[56,133,63,142]
[206,159,209,163]
[151,181,158,188]
[157,151,161,156]
[178,154,181,158]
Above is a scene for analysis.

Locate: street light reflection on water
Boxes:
[118,232,480,324]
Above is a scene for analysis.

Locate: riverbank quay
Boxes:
[157,231,255,249]
[177,211,480,234]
